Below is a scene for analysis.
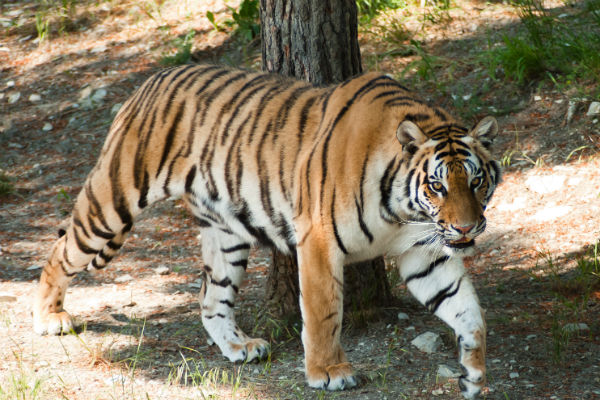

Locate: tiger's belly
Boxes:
[183,174,297,254]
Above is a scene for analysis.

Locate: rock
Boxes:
[111,103,122,115]
[397,312,409,321]
[534,95,542,101]
[92,88,107,102]
[42,122,53,131]
[7,92,20,104]
[155,266,170,275]
[509,372,519,379]
[563,323,590,333]
[115,274,133,283]
[432,388,444,395]
[91,45,108,54]
[411,331,442,353]
[79,86,93,101]
[566,100,578,124]
[26,265,42,270]
[29,93,41,102]
[0,292,17,302]
[6,80,15,87]
[437,364,461,380]
[587,101,600,117]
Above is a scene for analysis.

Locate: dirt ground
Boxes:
[1,1,599,399]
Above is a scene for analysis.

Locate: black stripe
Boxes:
[319,76,394,206]
[221,244,251,253]
[156,101,185,178]
[331,188,348,254]
[404,168,414,199]
[106,240,121,251]
[73,228,98,255]
[211,277,232,288]
[85,184,111,232]
[98,249,113,262]
[380,157,402,222]
[426,278,463,313]
[87,215,115,240]
[219,299,235,308]
[230,260,248,269]
[160,65,200,123]
[138,170,150,209]
[72,214,90,240]
[185,165,197,193]
[355,197,374,242]
[405,255,450,283]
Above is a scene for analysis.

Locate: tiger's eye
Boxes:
[430,181,443,192]
[471,177,482,188]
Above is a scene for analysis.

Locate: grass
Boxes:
[0,172,15,197]
[489,0,600,93]
[530,244,599,362]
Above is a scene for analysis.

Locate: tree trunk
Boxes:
[260,0,393,318]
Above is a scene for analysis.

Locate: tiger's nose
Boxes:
[454,224,475,234]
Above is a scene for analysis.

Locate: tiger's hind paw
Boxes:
[33,311,78,335]
[307,362,358,391]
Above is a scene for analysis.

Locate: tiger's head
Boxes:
[395,116,501,250]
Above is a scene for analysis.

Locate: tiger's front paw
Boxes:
[307,362,358,391]
[222,338,270,363]
[33,310,78,335]
[458,374,484,399]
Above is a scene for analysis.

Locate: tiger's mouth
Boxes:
[446,238,475,249]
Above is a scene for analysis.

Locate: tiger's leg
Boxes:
[399,250,486,399]
[199,227,269,362]
[33,180,138,335]
[297,233,357,391]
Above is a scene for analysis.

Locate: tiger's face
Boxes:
[396,116,501,249]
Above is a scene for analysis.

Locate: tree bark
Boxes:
[260,0,393,317]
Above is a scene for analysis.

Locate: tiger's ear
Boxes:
[470,116,498,147]
[396,120,428,146]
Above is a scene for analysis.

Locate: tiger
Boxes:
[33,64,500,399]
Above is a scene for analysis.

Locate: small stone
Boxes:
[566,100,578,124]
[91,45,108,54]
[509,372,519,379]
[411,331,442,353]
[437,364,460,379]
[42,122,53,131]
[586,102,600,116]
[188,278,203,289]
[92,88,107,102]
[79,86,93,101]
[432,388,444,395]
[397,312,409,321]
[206,337,215,346]
[7,92,20,104]
[6,80,15,87]
[29,93,41,102]
[27,265,42,270]
[534,95,542,101]
[0,292,17,302]
[563,323,590,333]
[155,266,170,275]
[115,274,133,283]
[111,103,122,115]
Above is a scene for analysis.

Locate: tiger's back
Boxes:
[34,64,500,399]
